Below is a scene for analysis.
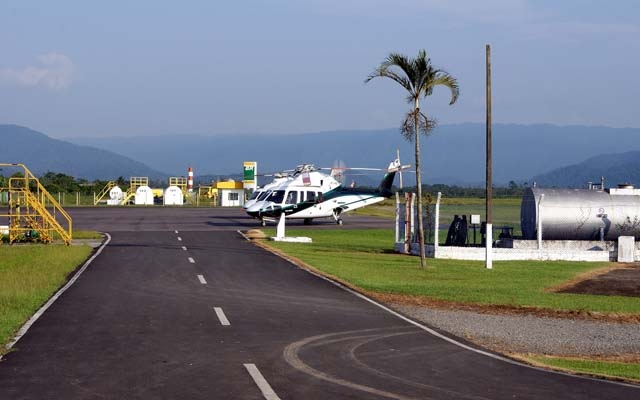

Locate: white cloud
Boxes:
[0,53,74,90]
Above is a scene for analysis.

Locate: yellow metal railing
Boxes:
[1,163,72,245]
[94,180,115,205]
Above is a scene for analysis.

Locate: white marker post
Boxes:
[485,223,493,269]
[434,192,442,257]
[276,213,286,238]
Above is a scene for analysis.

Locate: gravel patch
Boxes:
[394,304,640,357]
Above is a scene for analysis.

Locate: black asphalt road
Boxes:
[0,207,638,399]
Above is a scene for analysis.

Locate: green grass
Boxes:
[526,355,640,382]
[72,230,104,240]
[264,228,640,314]
[0,244,93,355]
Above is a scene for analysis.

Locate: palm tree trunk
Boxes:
[414,100,427,268]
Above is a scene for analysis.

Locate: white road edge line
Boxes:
[188,257,195,264]
[253,234,640,389]
[197,274,207,284]
[244,363,281,400]
[182,246,187,251]
[5,232,112,353]
[214,307,231,326]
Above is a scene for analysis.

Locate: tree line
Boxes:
[1,170,526,198]
[0,171,169,195]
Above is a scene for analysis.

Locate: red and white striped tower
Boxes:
[187,167,194,192]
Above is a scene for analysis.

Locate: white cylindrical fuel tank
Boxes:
[163,186,184,205]
[109,186,123,200]
[521,187,640,240]
[107,186,123,205]
[135,185,154,205]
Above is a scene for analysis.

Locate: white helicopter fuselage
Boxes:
[245,161,399,225]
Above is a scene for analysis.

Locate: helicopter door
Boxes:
[285,190,298,205]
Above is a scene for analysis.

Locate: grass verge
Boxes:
[521,355,640,383]
[0,244,94,355]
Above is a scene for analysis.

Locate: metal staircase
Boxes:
[94,180,115,205]
[1,163,72,245]
[120,177,148,205]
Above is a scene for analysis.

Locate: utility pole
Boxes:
[485,44,493,270]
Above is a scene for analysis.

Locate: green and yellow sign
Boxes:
[243,161,257,189]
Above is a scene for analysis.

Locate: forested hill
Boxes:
[0,125,167,180]
[532,151,640,188]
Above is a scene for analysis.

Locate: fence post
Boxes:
[537,194,544,250]
[395,192,400,244]
[434,192,442,257]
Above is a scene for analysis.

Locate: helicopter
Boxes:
[244,159,406,226]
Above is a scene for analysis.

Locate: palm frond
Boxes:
[424,72,460,105]
[365,67,413,93]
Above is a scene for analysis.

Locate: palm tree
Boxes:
[366,49,459,268]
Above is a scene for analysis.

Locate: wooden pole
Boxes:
[485,44,493,269]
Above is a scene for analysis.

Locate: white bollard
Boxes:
[276,213,286,238]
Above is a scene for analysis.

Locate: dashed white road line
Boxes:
[174,230,179,234]
[244,363,281,400]
[188,257,195,264]
[197,274,207,284]
[213,307,230,326]
[182,246,187,251]
[177,236,182,241]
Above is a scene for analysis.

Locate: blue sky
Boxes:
[1,0,638,138]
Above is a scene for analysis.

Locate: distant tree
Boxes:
[39,171,81,193]
[366,49,459,268]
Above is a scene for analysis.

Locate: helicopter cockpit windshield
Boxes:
[266,190,285,204]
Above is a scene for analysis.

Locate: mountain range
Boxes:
[67,123,640,186]
[3,123,640,188]
[0,124,167,180]
[533,151,640,188]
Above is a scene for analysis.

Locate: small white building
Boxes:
[163,186,184,205]
[215,180,246,207]
[135,185,154,205]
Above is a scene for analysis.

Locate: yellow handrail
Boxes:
[94,181,115,205]
[1,163,72,245]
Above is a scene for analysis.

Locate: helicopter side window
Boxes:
[285,191,298,204]
[306,191,316,203]
[269,190,285,203]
